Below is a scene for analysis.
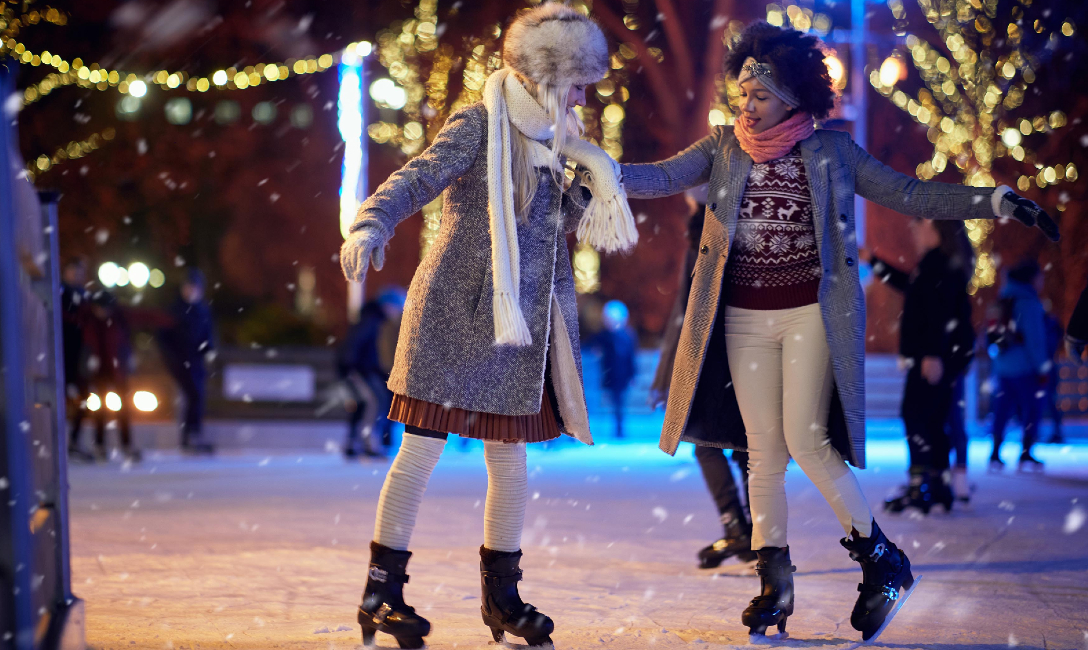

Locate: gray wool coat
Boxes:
[348,103,595,444]
[621,126,998,468]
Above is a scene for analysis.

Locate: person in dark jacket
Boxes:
[157,269,216,454]
[988,260,1049,471]
[587,300,637,438]
[61,258,95,461]
[651,198,755,567]
[864,219,975,513]
[1067,285,1088,363]
[84,291,141,462]
[338,288,405,458]
[1041,305,1065,444]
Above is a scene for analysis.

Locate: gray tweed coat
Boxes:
[621,126,997,468]
[348,103,594,444]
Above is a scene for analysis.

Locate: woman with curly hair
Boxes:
[620,21,1058,641]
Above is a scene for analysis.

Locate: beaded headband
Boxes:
[737,57,800,109]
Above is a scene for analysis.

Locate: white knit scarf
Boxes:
[482,68,637,346]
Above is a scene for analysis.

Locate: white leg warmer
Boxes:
[483,441,528,553]
[373,433,446,551]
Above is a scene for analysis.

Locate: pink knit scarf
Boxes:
[734,112,815,163]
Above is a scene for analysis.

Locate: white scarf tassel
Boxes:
[493,291,532,346]
[483,68,637,347]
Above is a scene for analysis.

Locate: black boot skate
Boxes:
[741,546,795,641]
[480,546,554,647]
[358,542,431,648]
[698,503,757,568]
[883,468,951,514]
[841,520,919,642]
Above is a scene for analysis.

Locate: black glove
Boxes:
[1002,191,1060,241]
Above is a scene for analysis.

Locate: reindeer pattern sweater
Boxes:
[722,146,821,310]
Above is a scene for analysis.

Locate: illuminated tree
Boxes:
[870,0,1084,292]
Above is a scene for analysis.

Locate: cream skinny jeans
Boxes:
[724,303,872,549]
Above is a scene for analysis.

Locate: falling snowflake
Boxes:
[1064,505,1086,534]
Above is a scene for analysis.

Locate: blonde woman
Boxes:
[338,4,636,648]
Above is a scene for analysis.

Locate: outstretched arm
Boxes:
[341,105,486,282]
[852,142,1059,240]
[619,128,721,199]
[869,253,911,294]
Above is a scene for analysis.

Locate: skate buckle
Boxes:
[368,566,389,583]
[870,543,886,560]
[371,603,393,625]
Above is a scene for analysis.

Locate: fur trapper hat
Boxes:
[502,2,608,87]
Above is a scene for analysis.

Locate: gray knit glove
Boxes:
[339,225,386,284]
[998,191,1060,241]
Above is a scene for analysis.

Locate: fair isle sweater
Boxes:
[723,146,821,310]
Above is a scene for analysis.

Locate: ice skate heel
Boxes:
[480,546,554,647]
[698,504,757,568]
[358,542,431,649]
[742,546,795,641]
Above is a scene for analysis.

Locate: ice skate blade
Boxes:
[846,574,923,649]
[748,631,789,645]
[488,640,554,649]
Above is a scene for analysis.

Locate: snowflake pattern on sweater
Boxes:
[723,147,822,310]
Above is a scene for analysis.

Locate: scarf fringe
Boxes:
[493,291,533,346]
[577,189,638,254]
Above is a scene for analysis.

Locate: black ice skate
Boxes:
[480,546,554,647]
[698,503,757,568]
[1017,452,1044,473]
[741,546,795,642]
[840,520,919,642]
[883,468,952,515]
[358,542,431,649]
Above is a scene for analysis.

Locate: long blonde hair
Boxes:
[510,73,585,222]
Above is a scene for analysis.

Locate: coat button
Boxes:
[846,257,854,266]
[839,214,848,222]
[710,202,717,211]
[700,245,709,254]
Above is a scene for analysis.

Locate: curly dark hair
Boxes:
[723,22,836,120]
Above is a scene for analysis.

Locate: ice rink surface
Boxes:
[69,431,1088,650]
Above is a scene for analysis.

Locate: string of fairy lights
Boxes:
[870,0,1079,292]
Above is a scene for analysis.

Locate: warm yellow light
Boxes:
[115,267,130,287]
[98,262,119,287]
[879,56,903,86]
[86,393,101,412]
[105,392,122,412]
[602,104,625,124]
[264,65,280,81]
[167,73,180,88]
[708,109,727,126]
[128,262,150,288]
[212,70,228,86]
[133,391,158,412]
[234,72,249,89]
[824,54,844,86]
[149,269,165,288]
[196,78,209,92]
[1001,128,1021,148]
[355,41,373,57]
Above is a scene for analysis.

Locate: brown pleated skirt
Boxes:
[388,388,562,444]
